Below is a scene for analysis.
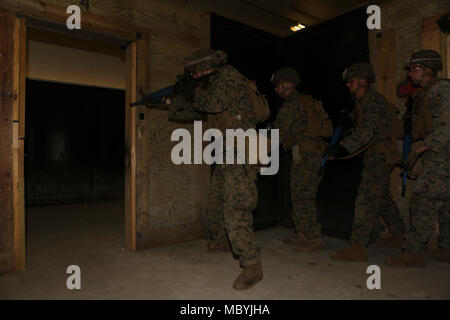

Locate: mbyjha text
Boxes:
[179,304,270,317]
[171,121,280,175]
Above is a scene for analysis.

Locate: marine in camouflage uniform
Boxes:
[328,63,406,262]
[272,67,327,251]
[169,48,263,289]
[386,50,450,266]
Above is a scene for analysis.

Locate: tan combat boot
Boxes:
[376,234,404,248]
[233,264,263,290]
[427,248,450,264]
[207,240,231,253]
[283,232,308,245]
[294,238,325,252]
[331,243,368,262]
[384,251,425,267]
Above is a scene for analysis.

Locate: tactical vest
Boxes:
[411,78,449,141]
[206,75,269,132]
[206,76,270,167]
[301,94,334,138]
[353,91,401,165]
[206,95,266,132]
[390,98,409,141]
[243,77,270,125]
[292,94,333,153]
[413,78,450,171]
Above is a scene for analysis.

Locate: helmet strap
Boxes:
[354,79,369,100]
[281,83,296,97]
[420,69,437,88]
[356,78,369,88]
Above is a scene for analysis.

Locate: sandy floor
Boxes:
[0,201,448,300]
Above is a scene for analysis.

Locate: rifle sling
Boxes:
[334,137,376,160]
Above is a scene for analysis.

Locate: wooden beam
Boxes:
[12,16,20,122]
[423,14,441,53]
[199,12,212,238]
[200,12,211,49]
[136,33,152,94]
[423,13,448,78]
[12,16,26,271]
[376,29,397,104]
[125,41,137,251]
[440,31,448,79]
[446,34,450,79]
[0,9,15,274]
[135,34,152,250]
[0,0,143,42]
[19,17,26,140]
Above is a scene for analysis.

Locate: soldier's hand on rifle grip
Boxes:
[325,144,349,159]
[404,141,427,169]
[405,144,430,170]
[415,144,429,154]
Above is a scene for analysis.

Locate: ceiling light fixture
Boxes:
[290,22,306,32]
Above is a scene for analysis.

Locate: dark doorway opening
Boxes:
[24,79,126,269]
[25,80,125,206]
[211,6,369,238]
[211,14,283,230]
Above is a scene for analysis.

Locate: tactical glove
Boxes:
[403,141,426,170]
[326,144,349,158]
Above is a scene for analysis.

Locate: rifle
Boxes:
[400,97,413,196]
[130,72,197,108]
[397,77,419,197]
[319,125,343,175]
[130,86,174,107]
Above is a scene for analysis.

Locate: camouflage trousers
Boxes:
[290,152,323,240]
[207,164,261,267]
[350,155,406,245]
[403,154,450,252]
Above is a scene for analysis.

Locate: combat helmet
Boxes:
[404,49,442,71]
[271,67,301,85]
[185,48,228,72]
[342,62,375,84]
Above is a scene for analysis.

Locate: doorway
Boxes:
[210,7,370,238]
[24,26,127,270]
[25,79,125,205]
[10,14,139,271]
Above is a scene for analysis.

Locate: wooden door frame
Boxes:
[125,41,137,251]
[3,3,147,270]
[12,16,27,271]
[423,12,449,78]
